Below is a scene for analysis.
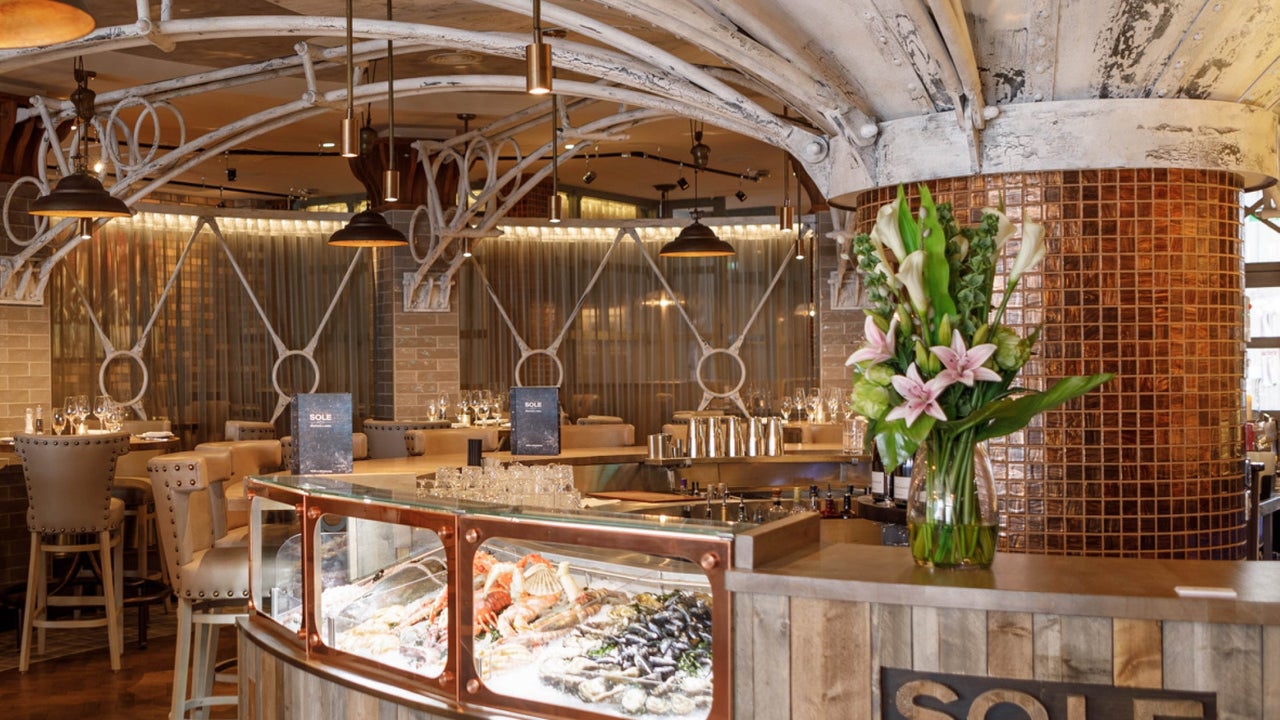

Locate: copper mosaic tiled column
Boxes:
[853,170,1246,559]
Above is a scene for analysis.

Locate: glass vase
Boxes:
[906,434,998,569]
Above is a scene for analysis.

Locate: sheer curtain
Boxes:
[457,223,812,437]
[50,211,374,444]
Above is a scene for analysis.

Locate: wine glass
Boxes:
[63,396,77,432]
[51,410,66,436]
[93,394,111,429]
[476,390,492,425]
[779,395,793,422]
[72,394,89,434]
[438,393,450,422]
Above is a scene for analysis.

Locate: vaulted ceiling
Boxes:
[1,0,1277,212]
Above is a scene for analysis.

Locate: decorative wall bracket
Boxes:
[402,270,455,312]
[0,256,51,305]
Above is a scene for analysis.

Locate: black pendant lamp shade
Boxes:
[0,0,95,49]
[328,208,407,247]
[30,171,130,218]
[659,218,734,258]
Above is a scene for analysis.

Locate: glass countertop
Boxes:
[250,474,748,539]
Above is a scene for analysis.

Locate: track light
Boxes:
[582,169,596,184]
[676,176,689,191]
[735,189,747,202]
[526,0,553,94]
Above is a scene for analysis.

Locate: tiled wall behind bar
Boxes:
[854,169,1247,559]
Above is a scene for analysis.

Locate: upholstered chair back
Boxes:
[559,423,635,449]
[224,420,277,441]
[16,433,131,534]
[147,451,234,594]
[405,426,501,456]
[363,419,451,459]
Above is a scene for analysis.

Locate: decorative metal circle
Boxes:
[99,349,149,407]
[271,350,320,397]
[513,349,564,388]
[695,348,746,398]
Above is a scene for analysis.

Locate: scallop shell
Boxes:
[522,561,561,596]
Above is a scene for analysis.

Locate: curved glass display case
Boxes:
[247,474,745,720]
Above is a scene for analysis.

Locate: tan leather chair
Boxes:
[559,423,635,449]
[149,451,248,719]
[121,418,173,435]
[576,414,625,425]
[193,439,283,546]
[363,419,452,459]
[223,419,277,441]
[280,432,369,469]
[405,426,501,456]
[15,432,131,672]
[114,435,178,583]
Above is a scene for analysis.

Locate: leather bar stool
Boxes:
[149,451,249,720]
[192,439,282,547]
[15,432,131,672]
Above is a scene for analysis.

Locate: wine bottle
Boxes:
[34,405,44,434]
[841,485,854,519]
[893,456,913,508]
[869,448,887,502]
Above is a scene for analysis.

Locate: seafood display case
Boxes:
[247,474,744,720]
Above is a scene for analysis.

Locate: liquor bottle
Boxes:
[765,490,789,523]
[822,484,839,518]
[808,484,821,513]
[841,485,854,519]
[736,497,748,522]
[869,447,887,502]
[704,494,714,520]
[893,456,913,508]
[34,405,43,434]
[790,486,806,515]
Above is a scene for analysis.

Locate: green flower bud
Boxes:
[851,378,892,420]
[993,326,1030,371]
[896,303,913,329]
[973,323,990,345]
[937,314,953,345]
[865,363,896,386]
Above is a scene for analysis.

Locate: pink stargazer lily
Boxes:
[845,315,899,366]
[932,330,1002,388]
[887,364,948,426]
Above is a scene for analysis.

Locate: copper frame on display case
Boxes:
[246,475,736,720]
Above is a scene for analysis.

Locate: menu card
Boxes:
[291,393,353,474]
[510,386,560,455]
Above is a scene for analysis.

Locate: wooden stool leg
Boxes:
[101,531,122,672]
[18,532,39,672]
[172,599,193,720]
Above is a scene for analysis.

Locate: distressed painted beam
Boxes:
[827,97,1280,202]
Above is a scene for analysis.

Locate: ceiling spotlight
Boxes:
[320,141,337,149]
[735,189,747,202]
[339,0,359,157]
[462,238,473,258]
[582,169,597,185]
[226,167,237,183]
[794,233,806,261]
[676,176,689,191]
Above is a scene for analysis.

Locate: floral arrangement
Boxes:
[845,185,1111,567]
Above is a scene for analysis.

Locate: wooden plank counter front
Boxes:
[727,542,1280,720]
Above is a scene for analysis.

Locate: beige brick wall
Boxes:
[0,304,52,433]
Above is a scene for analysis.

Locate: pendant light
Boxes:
[778,107,793,230]
[0,0,95,49]
[339,0,359,158]
[659,168,734,258]
[381,0,399,203]
[30,57,131,219]
[526,0,553,95]
[548,96,561,223]
[327,206,407,247]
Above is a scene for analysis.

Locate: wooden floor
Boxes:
[0,626,238,720]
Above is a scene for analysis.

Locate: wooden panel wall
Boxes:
[732,595,1278,720]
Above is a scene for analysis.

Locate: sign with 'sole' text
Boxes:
[882,667,1216,719]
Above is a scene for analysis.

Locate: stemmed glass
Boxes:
[438,393,450,422]
[93,394,112,430]
[808,389,823,423]
[476,390,492,425]
[63,396,77,433]
[779,395,793,422]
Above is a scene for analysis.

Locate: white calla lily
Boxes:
[896,250,929,314]
[983,207,1016,251]
[871,197,907,262]
[1008,221,1047,284]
